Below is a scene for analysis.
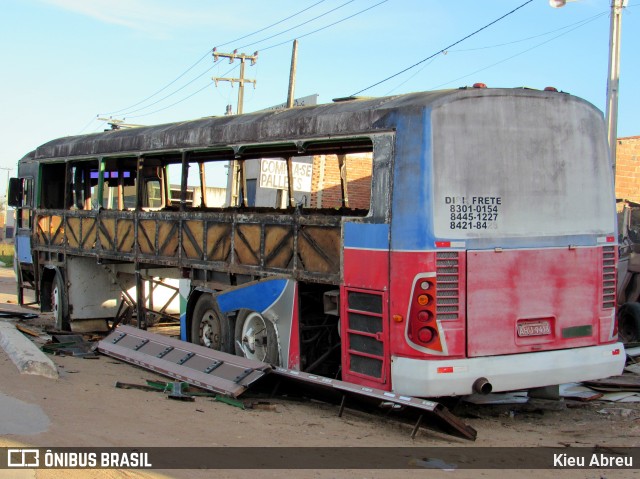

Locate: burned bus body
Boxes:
[10,87,624,397]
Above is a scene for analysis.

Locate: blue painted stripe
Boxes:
[180,313,187,341]
[215,279,288,314]
[344,222,389,250]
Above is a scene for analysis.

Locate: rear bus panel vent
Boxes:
[436,252,460,320]
[602,245,616,310]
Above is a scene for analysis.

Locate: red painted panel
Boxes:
[287,282,301,369]
[467,248,603,357]
[343,248,389,291]
[389,251,466,359]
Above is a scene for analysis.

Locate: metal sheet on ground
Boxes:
[273,368,477,441]
[98,325,272,398]
[98,326,476,440]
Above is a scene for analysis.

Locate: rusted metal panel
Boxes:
[273,368,477,441]
[33,208,344,284]
[31,91,455,160]
[98,325,272,397]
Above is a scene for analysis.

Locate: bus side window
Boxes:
[101,158,137,210]
[144,178,163,209]
[17,178,33,229]
[40,163,66,209]
[68,160,98,210]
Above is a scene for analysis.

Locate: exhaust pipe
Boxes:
[472,377,493,395]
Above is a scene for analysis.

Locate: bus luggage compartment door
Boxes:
[465,247,607,357]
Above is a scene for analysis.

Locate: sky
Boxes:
[1,0,638,191]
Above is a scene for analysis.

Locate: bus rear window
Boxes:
[431,96,613,240]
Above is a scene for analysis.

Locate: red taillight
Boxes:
[417,327,436,344]
[407,276,443,352]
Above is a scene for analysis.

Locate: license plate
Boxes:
[517,320,551,337]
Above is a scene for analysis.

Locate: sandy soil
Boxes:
[0,267,638,479]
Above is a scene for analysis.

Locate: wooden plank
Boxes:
[66,217,81,248]
[138,220,156,255]
[207,223,232,262]
[158,221,179,256]
[298,226,340,274]
[50,215,64,245]
[234,224,261,266]
[81,217,97,250]
[264,225,294,269]
[117,219,135,253]
[98,217,116,251]
[182,220,204,259]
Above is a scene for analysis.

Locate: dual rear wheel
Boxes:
[190,294,279,365]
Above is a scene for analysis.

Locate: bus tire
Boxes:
[191,294,233,353]
[234,309,279,365]
[51,271,70,331]
[618,302,640,344]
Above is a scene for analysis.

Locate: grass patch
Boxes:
[0,255,13,266]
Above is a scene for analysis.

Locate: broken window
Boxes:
[40,162,66,209]
[68,160,99,210]
[101,158,137,210]
[230,139,373,213]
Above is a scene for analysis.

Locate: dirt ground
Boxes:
[0,267,638,479]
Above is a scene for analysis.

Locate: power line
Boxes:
[262,0,388,51]
[350,0,534,96]
[428,10,608,91]
[126,64,239,119]
[99,1,331,117]
[237,0,356,50]
[101,1,390,120]
[118,63,218,117]
[101,50,212,116]
[450,11,608,52]
[216,0,329,49]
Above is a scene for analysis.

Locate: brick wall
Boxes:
[310,154,373,210]
[616,136,640,202]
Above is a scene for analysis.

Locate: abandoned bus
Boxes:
[10,86,624,397]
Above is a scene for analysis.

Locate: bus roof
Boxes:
[25,87,593,162]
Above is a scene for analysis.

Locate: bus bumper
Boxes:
[391,343,626,397]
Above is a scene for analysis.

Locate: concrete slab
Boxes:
[0,321,58,379]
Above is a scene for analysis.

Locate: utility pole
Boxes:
[212,49,258,115]
[286,40,299,109]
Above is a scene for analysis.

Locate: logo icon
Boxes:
[7,449,39,467]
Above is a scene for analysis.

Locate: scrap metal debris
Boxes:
[42,334,98,358]
[99,326,477,441]
[0,309,39,320]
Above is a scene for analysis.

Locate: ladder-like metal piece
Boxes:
[98,325,272,398]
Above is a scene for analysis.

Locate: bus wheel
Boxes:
[618,302,640,344]
[234,309,279,365]
[191,294,232,353]
[51,272,70,331]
